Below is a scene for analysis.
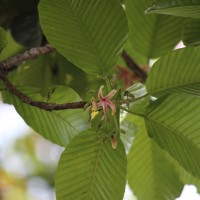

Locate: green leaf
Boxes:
[146,47,200,96]
[39,0,128,75]
[56,129,127,200]
[146,0,200,19]
[169,155,200,193]
[125,0,183,64]
[125,40,148,65]
[3,86,89,147]
[145,93,200,178]
[0,31,24,61]
[0,27,7,52]
[128,116,183,200]
[182,18,200,46]
[10,55,53,95]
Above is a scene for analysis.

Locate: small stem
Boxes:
[0,73,86,111]
[121,50,147,82]
[119,106,145,118]
[105,77,112,92]
[104,78,120,132]
[113,114,120,131]
[117,93,149,104]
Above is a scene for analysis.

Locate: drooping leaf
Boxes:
[168,154,200,193]
[39,0,128,75]
[146,0,200,19]
[128,116,184,200]
[0,27,7,52]
[146,47,200,96]
[3,86,89,147]
[56,129,127,200]
[125,0,183,64]
[145,93,200,178]
[0,31,24,61]
[182,19,200,46]
[10,12,42,48]
[125,39,148,65]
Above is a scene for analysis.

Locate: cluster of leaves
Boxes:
[1,0,200,200]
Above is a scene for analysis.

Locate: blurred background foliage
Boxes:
[0,126,62,200]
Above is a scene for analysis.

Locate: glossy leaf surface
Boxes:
[145,93,200,178]
[183,19,200,46]
[146,0,200,18]
[3,86,89,147]
[39,0,128,75]
[128,116,183,200]
[146,47,200,96]
[56,129,127,200]
[125,0,182,64]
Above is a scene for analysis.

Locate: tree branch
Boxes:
[0,73,86,111]
[0,45,147,110]
[121,50,147,82]
[0,44,56,74]
[0,44,148,84]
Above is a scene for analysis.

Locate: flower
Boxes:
[111,136,118,149]
[116,65,138,88]
[97,85,117,116]
[91,98,99,120]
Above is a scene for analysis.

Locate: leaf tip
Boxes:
[145,4,160,14]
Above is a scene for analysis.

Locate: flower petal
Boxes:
[98,85,104,100]
[97,101,102,108]
[105,89,117,99]
[102,102,108,115]
[107,101,116,115]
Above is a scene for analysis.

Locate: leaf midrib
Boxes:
[145,135,170,199]
[148,79,200,95]
[88,141,103,199]
[146,116,200,150]
[67,1,105,73]
[52,111,78,133]
[149,141,163,199]
[149,5,200,13]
